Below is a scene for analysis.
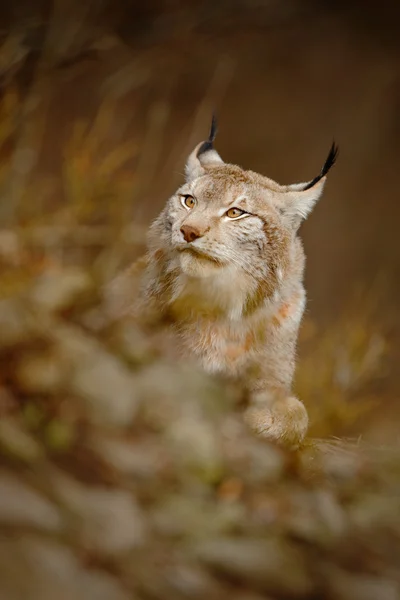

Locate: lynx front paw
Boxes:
[244,395,308,449]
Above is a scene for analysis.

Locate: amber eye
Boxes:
[226,207,246,219]
[181,195,196,209]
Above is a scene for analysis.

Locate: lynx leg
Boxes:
[244,390,309,449]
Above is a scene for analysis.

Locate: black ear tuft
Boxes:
[197,113,218,157]
[209,112,218,143]
[321,141,339,177]
[303,141,338,191]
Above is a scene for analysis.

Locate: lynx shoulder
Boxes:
[105,117,337,448]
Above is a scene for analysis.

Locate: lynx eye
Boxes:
[225,207,247,219]
[180,195,196,209]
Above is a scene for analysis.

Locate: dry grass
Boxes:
[297,284,390,439]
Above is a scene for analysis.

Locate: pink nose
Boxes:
[180,225,201,243]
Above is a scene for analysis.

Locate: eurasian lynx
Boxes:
[106,117,337,448]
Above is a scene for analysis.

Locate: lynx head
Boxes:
[149,117,337,307]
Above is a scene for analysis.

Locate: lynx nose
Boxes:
[180,224,201,243]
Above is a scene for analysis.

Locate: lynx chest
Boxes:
[177,317,266,377]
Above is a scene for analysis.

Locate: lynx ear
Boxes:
[185,115,224,181]
[281,142,338,228]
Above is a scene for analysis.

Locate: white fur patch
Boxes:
[170,263,255,321]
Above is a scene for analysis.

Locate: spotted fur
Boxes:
[106,121,336,448]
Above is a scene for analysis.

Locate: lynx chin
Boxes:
[106,117,337,448]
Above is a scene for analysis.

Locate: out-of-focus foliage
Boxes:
[297,285,390,438]
[1,232,400,600]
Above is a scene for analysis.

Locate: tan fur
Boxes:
[105,131,334,448]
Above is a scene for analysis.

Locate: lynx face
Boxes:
[167,166,288,283]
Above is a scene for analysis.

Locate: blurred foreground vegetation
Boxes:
[0,233,400,599]
[0,1,400,598]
